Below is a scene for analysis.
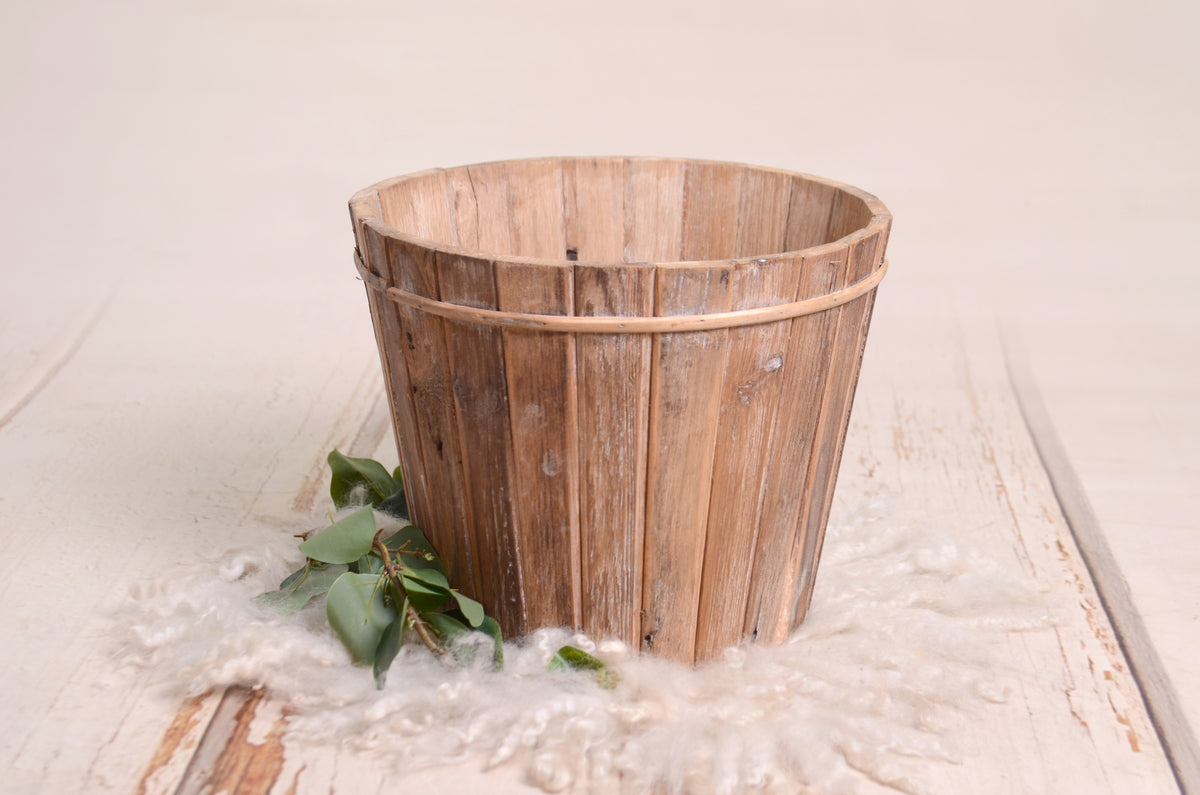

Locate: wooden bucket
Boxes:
[349,157,891,663]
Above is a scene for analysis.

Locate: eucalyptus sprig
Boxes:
[258,450,502,687]
[259,449,618,690]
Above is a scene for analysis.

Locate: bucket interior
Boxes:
[370,158,879,264]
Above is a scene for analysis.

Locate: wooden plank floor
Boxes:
[0,284,1180,793]
[2,0,1196,792]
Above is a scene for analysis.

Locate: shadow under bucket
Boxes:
[349,157,891,663]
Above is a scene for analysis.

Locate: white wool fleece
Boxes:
[114,493,1049,794]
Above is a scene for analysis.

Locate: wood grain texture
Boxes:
[506,159,566,260]
[623,158,685,263]
[495,260,579,633]
[641,265,732,657]
[573,260,653,644]
[353,159,893,658]
[679,161,741,261]
[126,310,1179,795]
[782,177,839,251]
[564,157,625,262]
[693,172,799,660]
[436,249,517,613]
[560,151,650,646]
[696,284,796,658]
[353,197,432,541]
[742,246,849,643]
[791,227,889,625]
[377,220,476,601]
[1006,335,1200,793]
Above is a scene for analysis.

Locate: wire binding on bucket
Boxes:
[354,252,888,333]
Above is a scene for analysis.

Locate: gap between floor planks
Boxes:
[144,390,394,795]
[141,325,1186,794]
[1004,328,1200,795]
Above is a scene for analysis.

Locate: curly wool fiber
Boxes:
[115,497,1048,794]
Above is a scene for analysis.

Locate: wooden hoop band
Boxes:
[356,252,888,333]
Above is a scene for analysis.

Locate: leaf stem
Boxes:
[406,602,446,658]
[374,536,446,658]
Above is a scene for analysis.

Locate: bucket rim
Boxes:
[350,156,891,270]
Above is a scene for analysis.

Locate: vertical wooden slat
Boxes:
[825,190,871,243]
[686,170,798,658]
[507,159,567,260]
[445,168,480,250]
[435,250,520,625]
[641,265,732,659]
[383,236,475,596]
[624,159,685,263]
[742,246,849,643]
[356,215,432,547]
[494,159,578,633]
[783,178,839,251]
[564,158,626,261]
[465,162,512,255]
[494,263,577,633]
[405,170,455,244]
[733,169,792,259]
[790,226,890,626]
[679,161,741,261]
[573,261,653,645]
[566,157,649,644]
[626,159,718,658]
[686,171,799,660]
[693,174,801,661]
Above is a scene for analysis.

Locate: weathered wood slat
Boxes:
[506,159,567,260]
[679,160,741,261]
[573,260,653,644]
[494,260,579,634]
[782,176,839,251]
[623,158,686,263]
[564,157,625,262]
[489,161,578,633]
[353,194,431,543]
[792,227,889,624]
[435,249,517,613]
[693,170,800,660]
[641,265,733,657]
[742,245,849,642]
[375,221,475,603]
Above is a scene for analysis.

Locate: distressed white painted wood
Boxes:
[3,289,1171,795]
[2,0,1197,791]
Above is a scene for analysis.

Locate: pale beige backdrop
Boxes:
[1,0,1196,792]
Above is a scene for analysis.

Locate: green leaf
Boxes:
[278,562,309,589]
[373,610,406,688]
[383,524,437,557]
[326,572,398,665]
[356,553,385,575]
[255,564,347,613]
[299,507,377,564]
[425,612,503,669]
[451,590,485,628]
[401,564,451,591]
[328,450,398,509]
[401,574,451,613]
[383,525,447,579]
[548,645,618,689]
[376,490,409,520]
[479,615,504,669]
[425,611,471,643]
